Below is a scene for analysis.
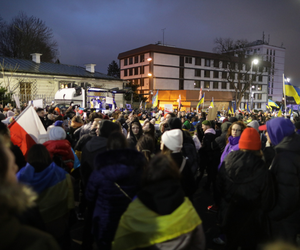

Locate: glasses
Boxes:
[232,129,241,132]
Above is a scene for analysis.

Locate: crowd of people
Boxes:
[1,102,300,250]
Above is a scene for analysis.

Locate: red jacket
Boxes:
[43,139,74,172]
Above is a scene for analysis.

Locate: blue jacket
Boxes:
[85,149,145,241]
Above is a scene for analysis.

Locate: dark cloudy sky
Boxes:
[1,0,300,85]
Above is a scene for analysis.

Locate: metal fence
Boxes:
[10,94,54,106]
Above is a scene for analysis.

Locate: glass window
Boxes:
[213,82,218,89]
[204,70,210,78]
[194,80,200,88]
[129,57,133,65]
[140,78,144,86]
[214,60,219,68]
[179,80,184,90]
[257,103,261,109]
[185,57,192,64]
[140,66,144,74]
[221,82,227,89]
[230,82,235,89]
[258,75,263,82]
[256,93,262,100]
[204,81,210,89]
[124,58,128,66]
[222,72,227,79]
[195,69,201,77]
[205,59,210,67]
[222,61,227,69]
[257,84,262,91]
[134,67,139,75]
[140,54,144,62]
[195,57,201,66]
[129,68,133,76]
[124,69,127,77]
[214,71,219,78]
[134,56,139,64]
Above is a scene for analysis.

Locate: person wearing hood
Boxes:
[17,144,74,249]
[215,122,232,154]
[0,141,60,250]
[199,120,221,190]
[86,131,146,250]
[112,154,205,250]
[217,128,275,249]
[259,118,300,242]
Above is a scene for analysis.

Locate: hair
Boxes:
[71,115,84,124]
[136,135,155,162]
[0,137,8,183]
[107,131,128,150]
[129,118,143,139]
[142,153,180,187]
[143,121,155,138]
[36,108,44,113]
[0,122,10,136]
[201,112,206,119]
[88,112,102,123]
[54,115,63,122]
[167,112,176,118]
[226,120,247,143]
[27,144,52,172]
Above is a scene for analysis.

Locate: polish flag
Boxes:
[9,105,46,158]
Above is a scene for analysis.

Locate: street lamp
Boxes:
[250,59,259,110]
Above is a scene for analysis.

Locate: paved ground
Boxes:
[69,176,225,250]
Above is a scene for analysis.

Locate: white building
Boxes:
[245,40,286,102]
[118,44,269,110]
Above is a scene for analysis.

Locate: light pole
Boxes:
[250,59,259,110]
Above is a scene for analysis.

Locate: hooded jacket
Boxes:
[85,149,145,242]
[218,135,240,170]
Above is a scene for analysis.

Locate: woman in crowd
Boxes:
[112,153,205,250]
[136,134,155,162]
[85,131,146,250]
[127,118,143,148]
[17,144,75,249]
[217,128,275,249]
[161,129,196,199]
[0,139,60,250]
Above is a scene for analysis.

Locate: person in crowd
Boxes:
[142,120,155,138]
[36,107,48,130]
[78,112,102,138]
[217,128,275,249]
[259,117,300,243]
[136,134,155,162]
[112,153,205,250]
[215,122,232,154]
[161,128,196,199]
[0,140,60,250]
[199,120,220,190]
[127,118,143,148]
[0,122,26,170]
[85,131,146,250]
[68,115,84,146]
[17,144,75,249]
[43,126,74,173]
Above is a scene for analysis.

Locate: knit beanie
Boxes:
[161,129,183,153]
[229,117,238,123]
[247,120,259,132]
[183,120,191,130]
[49,126,66,140]
[54,120,64,127]
[167,117,182,130]
[99,120,120,138]
[202,120,211,127]
[239,127,261,151]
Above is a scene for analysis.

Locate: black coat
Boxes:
[217,150,275,247]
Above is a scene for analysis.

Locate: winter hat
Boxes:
[247,120,259,132]
[161,129,183,153]
[183,120,191,130]
[260,117,295,146]
[99,120,120,138]
[54,120,64,127]
[229,117,238,123]
[202,120,211,127]
[167,117,182,130]
[221,122,232,133]
[239,128,261,151]
[49,126,66,140]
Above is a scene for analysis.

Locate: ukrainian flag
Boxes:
[228,106,231,114]
[245,102,250,112]
[268,99,279,108]
[196,94,204,110]
[266,103,271,111]
[152,90,159,108]
[277,107,282,117]
[284,78,300,104]
[210,97,214,108]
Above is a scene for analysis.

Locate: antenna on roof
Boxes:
[162,28,166,46]
[262,31,265,43]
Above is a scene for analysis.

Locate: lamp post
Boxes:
[250,59,259,110]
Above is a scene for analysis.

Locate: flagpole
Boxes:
[203,92,205,110]
[283,74,287,118]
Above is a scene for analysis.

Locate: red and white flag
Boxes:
[9,105,46,157]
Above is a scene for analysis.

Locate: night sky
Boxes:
[1,0,300,85]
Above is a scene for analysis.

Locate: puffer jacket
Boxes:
[217,150,275,246]
[85,149,146,242]
[43,139,74,172]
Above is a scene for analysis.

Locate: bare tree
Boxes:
[213,38,264,109]
[0,12,58,62]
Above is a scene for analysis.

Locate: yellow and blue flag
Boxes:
[245,102,250,112]
[277,107,282,117]
[152,90,159,108]
[196,94,204,110]
[284,77,300,104]
[268,99,279,108]
[210,97,214,108]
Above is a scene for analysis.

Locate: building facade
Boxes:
[244,40,285,102]
[0,54,124,106]
[118,44,269,111]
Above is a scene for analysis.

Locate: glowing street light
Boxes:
[148,73,152,77]
[147,58,152,62]
[250,59,259,110]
